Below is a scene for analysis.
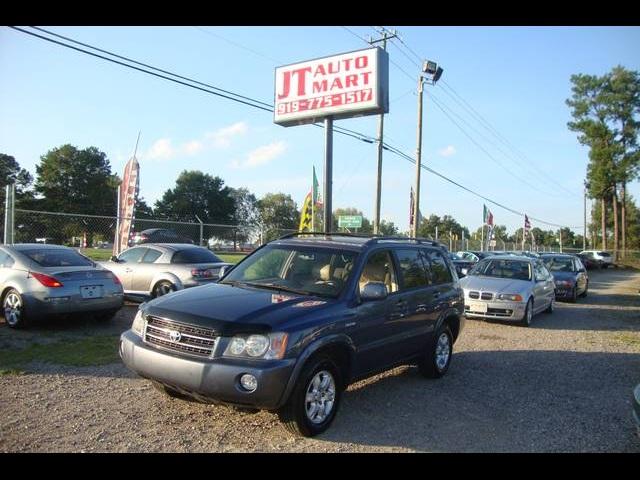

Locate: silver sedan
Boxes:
[459,255,556,327]
[100,243,232,299]
[1,244,124,329]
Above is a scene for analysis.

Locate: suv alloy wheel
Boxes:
[278,355,343,437]
[418,324,453,378]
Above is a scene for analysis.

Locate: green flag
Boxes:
[313,166,322,206]
[483,204,488,223]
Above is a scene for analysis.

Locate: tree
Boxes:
[35,145,119,215]
[154,170,235,224]
[257,193,299,242]
[418,214,469,248]
[379,219,398,236]
[1,153,34,207]
[230,187,259,243]
[567,67,640,258]
[134,196,154,219]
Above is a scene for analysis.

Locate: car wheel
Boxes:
[278,355,342,437]
[580,283,588,298]
[418,324,453,379]
[545,296,555,314]
[95,309,119,321]
[153,281,176,298]
[520,298,533,327]
[3,289,28,329]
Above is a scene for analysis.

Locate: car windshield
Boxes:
[171,248,222,264]
[221,245,358,298]
[468,258,532,281]
[22,248,94,267]
[543,257,574,272]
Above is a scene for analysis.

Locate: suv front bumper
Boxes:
[119,330,296,410]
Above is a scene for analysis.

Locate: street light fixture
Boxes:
[412,59,443,237]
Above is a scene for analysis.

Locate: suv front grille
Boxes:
[144,316,217,358]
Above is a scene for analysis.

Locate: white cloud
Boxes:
[146,138,175,161]
[182,140,203,155]
[207,121,248,148]
[232,141,287,169]
[438,145,456,157]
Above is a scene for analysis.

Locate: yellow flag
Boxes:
[299,192,313,232]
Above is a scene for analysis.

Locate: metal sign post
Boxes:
[324,117,333,233]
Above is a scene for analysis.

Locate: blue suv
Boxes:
[120,234,465,437]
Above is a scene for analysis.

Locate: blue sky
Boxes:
[1,26,639,234]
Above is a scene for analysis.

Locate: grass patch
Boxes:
[215,252,247,264]
[0,335,121,373]
[614,332,640,347]
[79,249,114,261]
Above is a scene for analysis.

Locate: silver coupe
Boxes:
[1,244,124,329]
[459,255,556,326]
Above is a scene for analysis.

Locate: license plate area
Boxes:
[468,301,488,313]
[80,285,103,299]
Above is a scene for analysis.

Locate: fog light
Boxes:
[240,374,257,392]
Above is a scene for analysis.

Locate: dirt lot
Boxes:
[1,268,639,452]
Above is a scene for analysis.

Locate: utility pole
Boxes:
[412,75,425,238]
[583,181,587,251]
[559,228,563,253]
[369,28,397,234]
[323,117,333,232]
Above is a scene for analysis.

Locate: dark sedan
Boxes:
[540,253,588,302]
[130,228,194,246]
[448,253,474,277]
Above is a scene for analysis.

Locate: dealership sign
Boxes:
[274,47,389,126]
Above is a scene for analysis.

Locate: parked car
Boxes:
[1,244,124,329]
[448,252,474,277]
[576,253,601,270]
[540,253,588,302]
[101,244,231,299]
[579,250,614,269]
[120,234,465,437]
[130,228,194,246]
[459,255,555,326]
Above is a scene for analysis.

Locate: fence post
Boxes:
[195,215,204,246]
[4,184,15,244]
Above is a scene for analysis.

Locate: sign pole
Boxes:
[323,117,333,233]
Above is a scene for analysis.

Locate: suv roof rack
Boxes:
[276,231,446,249]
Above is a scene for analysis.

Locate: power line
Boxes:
[193,26,283,65]
[10,26,582,230]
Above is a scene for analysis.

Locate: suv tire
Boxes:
[278,355,342,437]
[418,324,453,379]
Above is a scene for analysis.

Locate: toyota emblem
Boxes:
[169,330,181,343]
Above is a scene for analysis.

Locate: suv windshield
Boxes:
[468,258,532,281]
[22,249,94,267]
[543,257,574,272]
[221,245,357,298]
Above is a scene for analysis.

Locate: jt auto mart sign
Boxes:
[274,47,389,126]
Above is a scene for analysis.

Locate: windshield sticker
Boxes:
[271,294,295,304]
[293,300,327,308]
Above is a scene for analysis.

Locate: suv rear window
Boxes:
[171,248,222,264]
[22,249,94,267]
[598,252,611,257]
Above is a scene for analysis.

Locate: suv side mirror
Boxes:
[218,265,231,278]
[360,282,388,301]
[110,255,119,262]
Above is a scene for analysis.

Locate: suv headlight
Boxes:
[132,310,145,336]
[223,333,288,360]
[497,293,523,302]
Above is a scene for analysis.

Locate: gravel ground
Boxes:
[1,268,639,452]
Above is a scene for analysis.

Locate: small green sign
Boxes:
[338,215,363,228]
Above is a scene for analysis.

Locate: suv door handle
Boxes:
[416,304,428,313]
